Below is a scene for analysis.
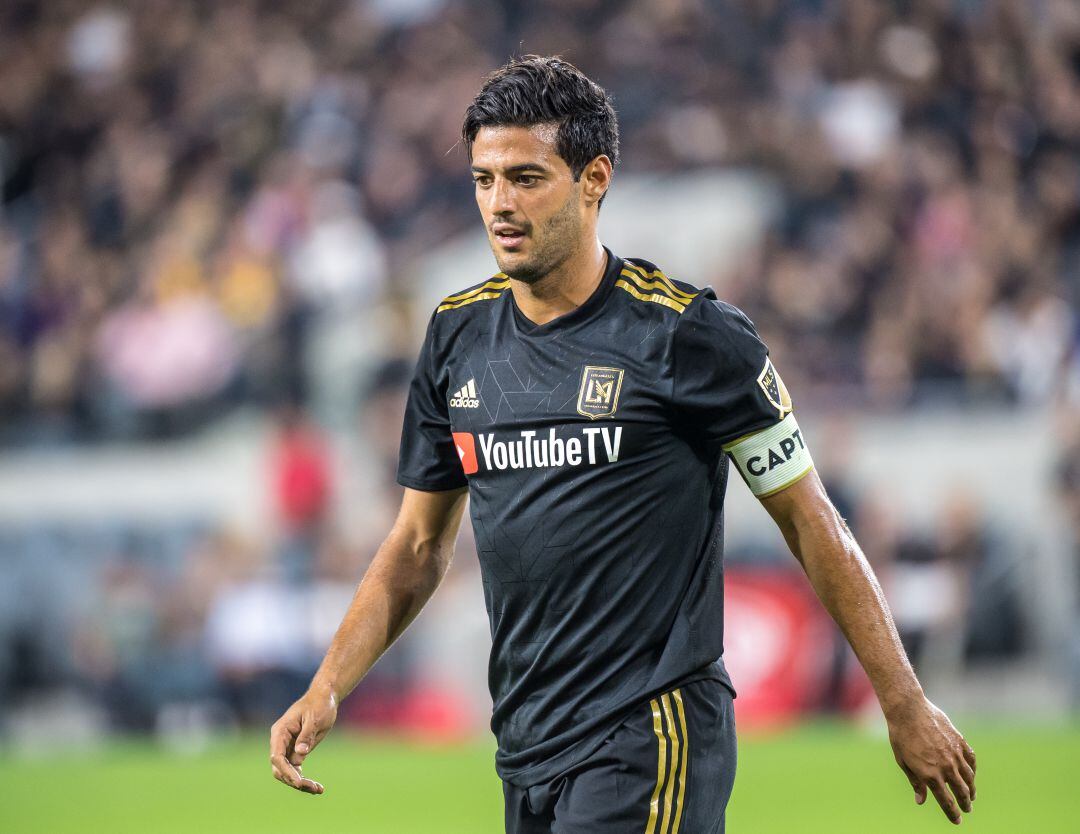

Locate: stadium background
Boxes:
[1,0,1078,831]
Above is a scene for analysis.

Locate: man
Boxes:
[270,56,976,831]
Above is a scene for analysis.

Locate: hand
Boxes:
[887,697,976,825]
[269,685,339,795]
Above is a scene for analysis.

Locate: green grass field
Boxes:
[4,721,1077,833]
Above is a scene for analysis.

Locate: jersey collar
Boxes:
[509,246,622,337]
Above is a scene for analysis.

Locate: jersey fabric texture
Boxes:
[397,247,806,788]
[503,677,736,834]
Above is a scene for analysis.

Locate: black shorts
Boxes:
[503,678,737,834]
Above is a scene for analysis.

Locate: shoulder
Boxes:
[420,272,509,366]
[677,294,760,344]
[615,256,759,342]
[614,257,704,317]
[434,272,511,315]
[672,290,768,380]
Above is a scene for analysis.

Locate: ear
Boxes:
[579,154,613,208]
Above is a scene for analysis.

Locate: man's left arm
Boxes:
[760,471,977,825]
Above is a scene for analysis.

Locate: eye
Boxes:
[516,175,539,186]
[473,175,492,188]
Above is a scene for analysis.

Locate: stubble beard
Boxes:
[495,192,581,286]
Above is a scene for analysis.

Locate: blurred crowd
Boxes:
[0,395,1030,738]
[2,0,1080,734]
[0,376,468,738]
[1,0,1079,445]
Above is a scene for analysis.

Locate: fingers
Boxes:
[890,704,977,824]
[962,741,977,798]
[269,718,289,750]
[957,758,976,802]
[289,719,321,767]
[270,750,300,789]
[900,747,976,824]
[270,716,325,795]
[914,758,974,824]
[946,765,973,814]
[291,764,326,795]
[899,761,926,806]
[297,777,325,794]
[270,750,326,794]
[269,721,294,771]
[927,777,963,825]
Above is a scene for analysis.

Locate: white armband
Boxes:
[724,413,814,497]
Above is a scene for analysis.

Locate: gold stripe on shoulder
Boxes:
[436,287,508,313]
[616,279,688,314]
[439,275,510,306]
[623,263,697,302]
[620,269,693,306]
[622,263,697,303]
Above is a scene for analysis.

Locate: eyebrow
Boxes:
[470,163,550,175]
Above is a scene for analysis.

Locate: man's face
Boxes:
[470,124,585,283]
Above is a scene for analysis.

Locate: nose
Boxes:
[488,177,517,218]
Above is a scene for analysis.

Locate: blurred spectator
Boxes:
[203,542,313,726]
[360,356,414,494]
[887,531,962,674]
[942,491,1024,663]
[1056,410,1080,709]
[270,403,333,583]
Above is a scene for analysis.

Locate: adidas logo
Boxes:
[450,378,480,409]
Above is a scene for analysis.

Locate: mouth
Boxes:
[492,225,527,249]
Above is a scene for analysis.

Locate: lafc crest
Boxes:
[577,366,624,419]
[757,358,793,418]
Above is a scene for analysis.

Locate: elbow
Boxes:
[788,499,846,541]
[414,538,454,580]
[382,523,455,591]
[782,502,850,568]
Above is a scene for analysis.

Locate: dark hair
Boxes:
[462,55,620,185]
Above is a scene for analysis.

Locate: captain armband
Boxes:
[723,413,815,498]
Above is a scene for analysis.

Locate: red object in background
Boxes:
[338,682,474,742]
[273,422,332,530]
[723,568,871,729]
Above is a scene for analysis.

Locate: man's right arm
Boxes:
[269,485,469,794]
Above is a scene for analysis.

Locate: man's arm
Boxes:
[269,485,469,794]
[760,470,977,825]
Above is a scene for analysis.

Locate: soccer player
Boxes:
[270,56,977,831]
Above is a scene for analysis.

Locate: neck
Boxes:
[510,238,607,326]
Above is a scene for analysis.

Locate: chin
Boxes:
[497,259,544,284]
[492,251,536,283]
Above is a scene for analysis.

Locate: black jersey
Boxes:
[397,247,813,787]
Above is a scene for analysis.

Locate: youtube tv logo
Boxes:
[451,426,623,477]
[453,432,478,475]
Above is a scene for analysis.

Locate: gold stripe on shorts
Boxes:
[645,698,668,834]
[670,689,690,834]
[645,689,691,834]
[659,694,681,834]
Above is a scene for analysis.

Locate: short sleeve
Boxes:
[395,314,469,492]
[673,296,813,497]
[672,297,788,444]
